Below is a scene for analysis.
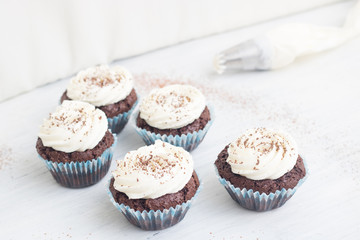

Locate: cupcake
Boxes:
[61,65,138,134]
[108,140,201,230]
[215,128,307,211]
[134,84,213,151]
[36,100,116,188]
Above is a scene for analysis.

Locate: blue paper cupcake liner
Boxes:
[108,100,138,134]
[133,105,214,151]
[39,134,117,188]
[214,160,308,211]
[107,176,203,230]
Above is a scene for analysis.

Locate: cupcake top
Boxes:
[66,65,134,107]
[139,84,206,129]
[226,128,298,180]
[38,100,108,153]
[112,140,193,199]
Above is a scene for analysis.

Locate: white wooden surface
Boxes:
[1,1,359,239]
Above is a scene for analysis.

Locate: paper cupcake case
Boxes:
[108,100,138,134]
[214,161,308,212]
[107,179,203,230]
[39,134,117,188]
[133,105,214,151]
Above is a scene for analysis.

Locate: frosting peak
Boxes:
[139,84,206,129]
[38,100,108,153]
[66,65,133,106]
[112,140,193,199]
[227,128,298,180]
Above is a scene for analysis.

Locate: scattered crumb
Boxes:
[134,72,315,143]
[0,145,13,170]
[85,232,93,240]
[134,72,360,185]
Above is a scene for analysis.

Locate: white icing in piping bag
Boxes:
[214,1,360,73]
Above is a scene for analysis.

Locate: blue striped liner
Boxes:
[214,160,308,211]
[107,177,203,230]
[133,104,214,151]
[39,134,117,188]
[108,100,138,134]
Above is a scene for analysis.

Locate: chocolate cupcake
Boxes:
[61,65,138,134]
[215,128,307,211]
[37,100,116,188]
[107,140,201,230]
[134,84,213,151]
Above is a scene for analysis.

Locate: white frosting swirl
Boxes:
[66,65,133,106]
[112,140,193,199]
[38,100,108,153]
[139,84,206,129]
[226,128,298,180]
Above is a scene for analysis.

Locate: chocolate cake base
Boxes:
[61,88,138,118]
[109,171,200,212]
[215,145,306,194]
[136,106,211,136]
[36,130,114,163]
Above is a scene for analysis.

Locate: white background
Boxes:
[1,1,359,239]
[0,0,345,102]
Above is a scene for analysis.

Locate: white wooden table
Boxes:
[1,1,359,239]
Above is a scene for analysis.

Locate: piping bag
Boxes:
[214,1,360,73]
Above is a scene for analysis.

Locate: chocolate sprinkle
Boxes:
[215,145,306,194]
